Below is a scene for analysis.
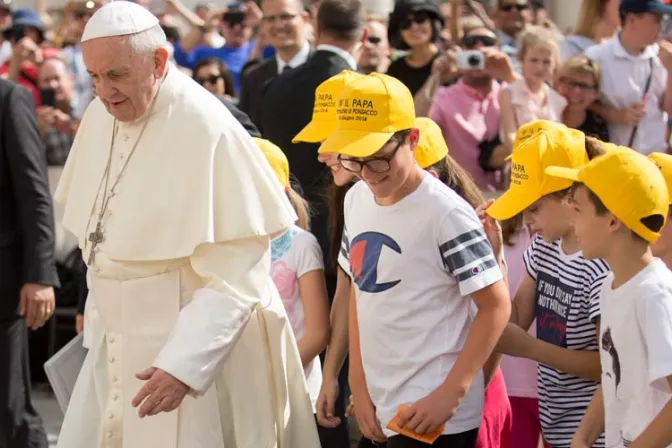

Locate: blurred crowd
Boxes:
[4,0,672,446]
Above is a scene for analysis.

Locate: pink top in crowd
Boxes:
[429,79,504,192]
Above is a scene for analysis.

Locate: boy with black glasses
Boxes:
[318,73,511,448]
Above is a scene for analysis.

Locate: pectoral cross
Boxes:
[88,222,104,265]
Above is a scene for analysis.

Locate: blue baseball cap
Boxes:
[620,0,672,15]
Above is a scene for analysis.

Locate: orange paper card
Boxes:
[386,404,445,445]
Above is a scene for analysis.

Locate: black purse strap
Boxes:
[628,57,655,148]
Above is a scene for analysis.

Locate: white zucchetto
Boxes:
[81,1,159,43]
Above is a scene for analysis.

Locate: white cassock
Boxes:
[54,65,321,448]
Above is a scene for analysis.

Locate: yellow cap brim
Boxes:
[544,166,580,182]
[292,120,333,144]
[318,129,394,157]
[486,186,541,221]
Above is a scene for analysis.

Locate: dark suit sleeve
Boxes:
[238,71,252,116]
[4,84,59,287]
[221,98,261,138]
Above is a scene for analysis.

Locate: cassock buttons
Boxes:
[112,376,119,382]
[112,393,119,401]
[107,432,113,439]
[108,335,115,343]
[109,356,115,363]
[108,413,114,420]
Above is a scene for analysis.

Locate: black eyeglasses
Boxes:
[367,36,382,45]
[197,74,222,85]
[338,138,405,173]
[500,3,529,12]
[463,34,498,48]
[560,77,597,92]
[401,12,430,30]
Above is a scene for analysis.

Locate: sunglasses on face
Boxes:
[500,3,529,12]
[401,12,430,30]
[338,138,405,174]
[463,34,498,48]
[560,77,597,92]
[197,74,222,85]
[367,36,382,45]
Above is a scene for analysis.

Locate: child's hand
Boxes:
[352,391,386,442]
[477,200,504,259]
[345,394,355,417]
[397,385,462,435]
[316,377,341,428]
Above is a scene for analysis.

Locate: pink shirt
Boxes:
[500,227,538,398]
[429,79,504,191]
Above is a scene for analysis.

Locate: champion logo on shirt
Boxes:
[350,232,402,293]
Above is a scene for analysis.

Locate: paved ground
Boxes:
[33,385,61,448]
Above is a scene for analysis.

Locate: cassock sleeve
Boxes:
[151,237,270,394]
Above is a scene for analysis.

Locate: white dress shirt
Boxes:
[276,41,311,74]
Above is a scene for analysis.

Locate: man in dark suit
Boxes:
[0,79,59,447]
[221,97,261,137]
[261,1,366,446]
[238,0,312,130]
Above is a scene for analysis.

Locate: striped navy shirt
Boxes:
[524,234,610,448]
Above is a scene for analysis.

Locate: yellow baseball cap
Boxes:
[546,149,669,243]
[253,137,290,189]
[487,121,588,221]
[293,70,364,143]
[414,117,448,169]
[318,73,415,157]
[512,119,567,148]
[649,152,672,204]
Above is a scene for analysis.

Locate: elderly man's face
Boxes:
[82,35,168,122]
[38,58,74,107]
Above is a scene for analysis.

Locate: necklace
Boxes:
[87,83,163,265]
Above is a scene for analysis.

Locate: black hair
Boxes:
[192,57,236,98]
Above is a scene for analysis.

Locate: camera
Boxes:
[455,50,485,70]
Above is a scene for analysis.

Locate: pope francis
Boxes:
[53,2,320,447]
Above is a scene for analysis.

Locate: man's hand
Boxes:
[352,390,386,442]
[132,367,190,418]
[495,323,536,358]
[316,376,341,428]
[345,394,355,417]
[20,283,55,330]
[431,48,459,85]
[659,39,672,72]
[483,47,516,82]
[12,37,43,64]
[397,384,462,435]
[613,101,647,126]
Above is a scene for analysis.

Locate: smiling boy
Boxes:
[318,73,511,448]
[546,148,672,448]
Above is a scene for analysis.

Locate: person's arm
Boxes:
[571,386,605,448]
[498,86,516,154]
[316,268,351,427]
[501,268,605,381]
[5,83,59,289]
[294,233,330,367]
[414,52,459,117]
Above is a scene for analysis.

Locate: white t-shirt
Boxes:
[585,37,668,155]
[270,225,324,410]
[599,259,672,448]
[340,174,502,437]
